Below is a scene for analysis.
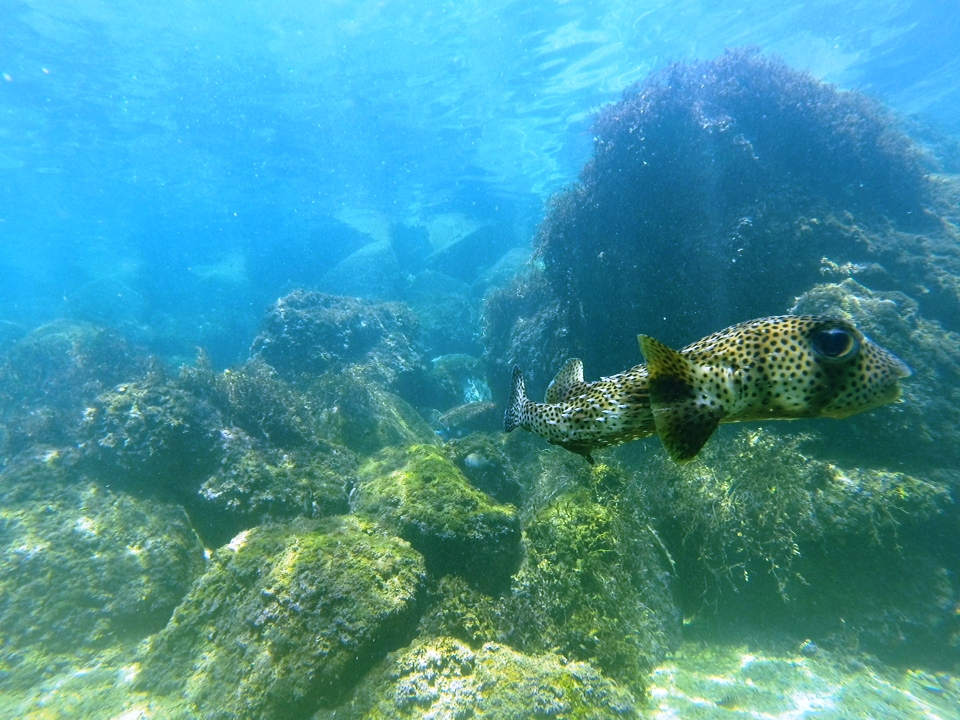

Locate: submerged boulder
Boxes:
[0,320,150,459]
[352,445,522,592]
[317,636,638,719]
[0,455,205,673]
[250,290,423,389]
[138,516,426,719]
[310,368,439,457]
[483,50,949,397]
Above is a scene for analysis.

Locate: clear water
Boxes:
[3,0,958,360]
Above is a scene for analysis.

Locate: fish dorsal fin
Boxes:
[638,334,726,462]
[545,358,584,404]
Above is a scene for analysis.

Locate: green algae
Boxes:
[497,479,678,695]
[138,515,426,719]
[315,636,638,720]
[0,456,205,688]
[352,444,522,592]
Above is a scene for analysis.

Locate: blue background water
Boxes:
[2,0,958,362]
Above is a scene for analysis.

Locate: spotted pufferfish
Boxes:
[503,315,911,463]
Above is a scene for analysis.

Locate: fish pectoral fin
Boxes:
[651,403,723,462]
[639,333,726,462]
[545,358,585,403]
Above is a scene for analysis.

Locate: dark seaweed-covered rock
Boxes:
[80,355,358,545]
[352,445,522,593]
[79,370,223,493]
[138,516,426,719]
[316,636,638,719]
[643,429,958,666]
[0,320,150,459]
[0,455,205,669]
[483,50,951,397]
[192,432,355,547]
[250,290,423,389]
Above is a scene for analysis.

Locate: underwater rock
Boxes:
[390,221,432,273]
[641,428,958,666]
[483,50,947,397]
[0,455,205,670]
[402,271,481,356]
[319,240,403,301]
[420,352,491,412]
[311,368,439,457]
[0,320,150,459]
[351,445,522,593]
[435,401,500,440]
[79,369,223,493]
[250,290,423,389]
[496,475,680,694]
[193,432,356,547]
[791,278,960,471]
[315,636,637,719]
[426,223,518,284]
[138,515,426,719]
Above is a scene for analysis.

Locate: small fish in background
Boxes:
[435,401,501,440]
[504,315,911,463]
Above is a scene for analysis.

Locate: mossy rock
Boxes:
[0,456,205,667]
[310,369,438,457]
[497,481,678,694]
[80,371,223,491]
[352,445,522,592]
[192,432,356,547]
[317,636,637,719]
[138,515,426,719]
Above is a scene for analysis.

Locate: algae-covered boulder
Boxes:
[497,466,679,694]
[0,320,150,458]
[192,434,356,547]
[310,368,439,457]
[79,370,223,491]
[352,445,522,592]
[139,515,426,719]
[317,636,637,720]
[0,456,205,664]
[250,290,423,389]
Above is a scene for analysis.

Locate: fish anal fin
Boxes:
[545,358,585,404]
[639,333,726,462]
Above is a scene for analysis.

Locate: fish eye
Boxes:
[812,326,859,362]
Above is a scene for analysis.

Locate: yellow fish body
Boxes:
[503,315,911,462]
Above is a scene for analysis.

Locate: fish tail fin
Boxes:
[503,365,527,433]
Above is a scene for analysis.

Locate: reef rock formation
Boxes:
[483,50,960,396]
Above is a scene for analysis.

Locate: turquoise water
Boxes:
[1,1,959,718]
